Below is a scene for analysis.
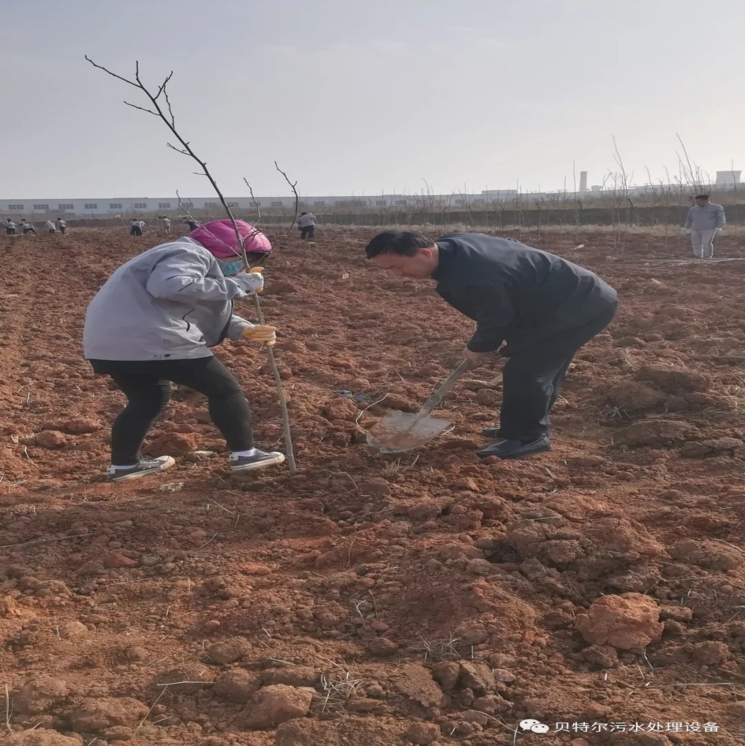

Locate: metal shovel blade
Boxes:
[366,360,471,453]
[366,411,453,454]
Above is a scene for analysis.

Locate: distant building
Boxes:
[1,169,740,218]
[716,170,741,187]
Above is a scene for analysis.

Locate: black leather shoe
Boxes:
[477,436,551,460]
[481,427,504,439]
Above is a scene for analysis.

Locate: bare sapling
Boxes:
[85,55,297,473]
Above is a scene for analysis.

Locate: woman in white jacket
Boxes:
[83,219,285,481]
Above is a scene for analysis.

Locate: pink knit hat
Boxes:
[189,219,272,259]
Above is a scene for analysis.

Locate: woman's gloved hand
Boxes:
[236,271,264,294]
[242,325,278,346]
[249,266,264,292]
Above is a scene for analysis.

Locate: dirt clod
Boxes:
[70,697,148,733]
[35,430,68,449]
[404,722,441,745]
[575,593,663,650]
[4,730,82,746]
[13,676,69,714]
[237,684,315,729]
[213,670,261,703]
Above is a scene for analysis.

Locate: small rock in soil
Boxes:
[692,641,731,666]
[404,722,441,745]
[13,676,69,714]
[461,710,489,726]
[237,684,315,729]
[4,730,82,746]
[358,478,391,497]
[206,637,252,665]
[431,661,460,691]
[668,538,741,571]
[213,670,261,703]
[101,725,134,741]
[145,432,199,456]
[459,661,496,693]
[390,664,446,708]
[582,644,619,668]
[575,593,663,651]
[35,430,68,449]
[64,417,101,434]
[367,637,399,656]
[59,621,88,639]
[607,381,667,411]
[103,551,138,569]
[472,694,511,714]
[70,697,149,732]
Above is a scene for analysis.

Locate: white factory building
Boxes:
[0,192,520,218]
[1,171,740,219]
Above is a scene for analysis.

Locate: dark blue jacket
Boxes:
[432,233,617,355]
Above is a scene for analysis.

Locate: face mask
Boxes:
[220,260,243,276]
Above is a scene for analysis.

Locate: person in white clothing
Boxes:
[297,212,316,240]
[56,218,67,234]
[5,219,17,235]
[44,220,56,234]
[158,215,172,234]
[685,194,726,259]
[130,219,143,237]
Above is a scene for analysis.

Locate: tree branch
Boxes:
[123,100,159,116]
[274,161,299,234]
[244,178,262,225]
[176,190,198,225]
[84,55,140,88]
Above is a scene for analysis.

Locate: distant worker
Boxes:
[20,219,37,235]
[159,215,172,235]
[183,218,200,231]
[56,217,67,234]
[44,220,56,234]
[5,219,16,235]
[130,218,143,237]
[685,194,725,259]
[297,212,316,240]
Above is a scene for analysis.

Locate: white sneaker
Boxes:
[108,456,175,482]
[229,450,285,472]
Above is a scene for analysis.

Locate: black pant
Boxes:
[499,303,618,441]
[59,227,66,234]
[90,356,254,465]
[300,226,314,239]
[23,229,37,235]
[130,226,142,236]
[5,228,15,235]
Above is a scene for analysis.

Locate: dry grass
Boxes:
[416,632,469,662]
[318,669,367,713]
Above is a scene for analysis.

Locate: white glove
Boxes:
[684,229,691,234]
[235,272,264,294]
[715,228,723,233]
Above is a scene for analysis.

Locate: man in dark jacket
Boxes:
[365,231,618,460]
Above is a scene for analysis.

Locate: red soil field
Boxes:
[1,227,744,745]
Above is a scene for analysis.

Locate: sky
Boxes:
[2,0,744,199]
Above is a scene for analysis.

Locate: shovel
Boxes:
[366,359,472,453]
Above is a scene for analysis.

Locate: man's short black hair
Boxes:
[365,231,434,259]
[695,194,709,200]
